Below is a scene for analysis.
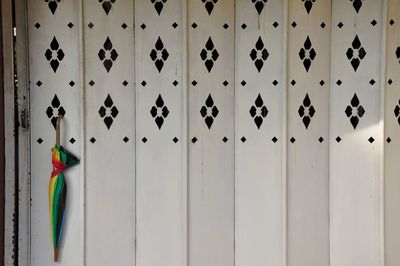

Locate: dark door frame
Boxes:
[0,0,4,264]
[1,0,30,264]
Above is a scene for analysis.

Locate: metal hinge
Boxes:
[20,107,29,129]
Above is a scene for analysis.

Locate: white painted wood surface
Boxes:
[187,0,234,266]
[235,1,284,266]
[83,1,135,266]
[287,1,330,265]
[135,0,186,266]
[384,0,400,265]
[20,0,397,266]
[330,1,384,266]
[28,0,82,265]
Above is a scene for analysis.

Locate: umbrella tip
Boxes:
[54,248,59,262]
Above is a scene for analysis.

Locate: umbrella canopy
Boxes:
[49,116,79,261]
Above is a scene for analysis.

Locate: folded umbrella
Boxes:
[49,115,79,261]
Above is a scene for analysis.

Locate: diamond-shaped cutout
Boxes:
[298,93,315,129]
[351,0,363,13]
[299,36,316,72]
[46,94,66,129]
[151,0,167,15]
[150,94,169,130]
[98,94,118,129]
[250,37,269,72]
[345,93,365,129]
[45,36,64,73]
[203,0,218,15]
[98,37,118,72]
[100,0,115,15]
[346,35,366,72]
[200,37,219,73]
[47,0,60,14]
[303,0,314,14]
[249,94,268,129]
[200,94,219,129]
[252,0,267,14]
[150,37,169,72]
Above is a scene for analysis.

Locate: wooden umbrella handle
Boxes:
[56,115,63,146]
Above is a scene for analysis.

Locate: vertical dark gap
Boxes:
[0,0,4,265]
[11,0,18,265]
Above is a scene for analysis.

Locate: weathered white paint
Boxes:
[235,1,284,266]
[83,1,135,266]
[135,0,186,265]
[287,1,331,265]
[187,1,235,266]
[15,0,31,263]
[28,0,82,265]
[15,0,397,266]
[384,0,400,265]
[330,1,384,266]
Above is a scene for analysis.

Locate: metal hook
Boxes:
[55,115,63,146]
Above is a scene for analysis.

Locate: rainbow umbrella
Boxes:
[49,116,79,261]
